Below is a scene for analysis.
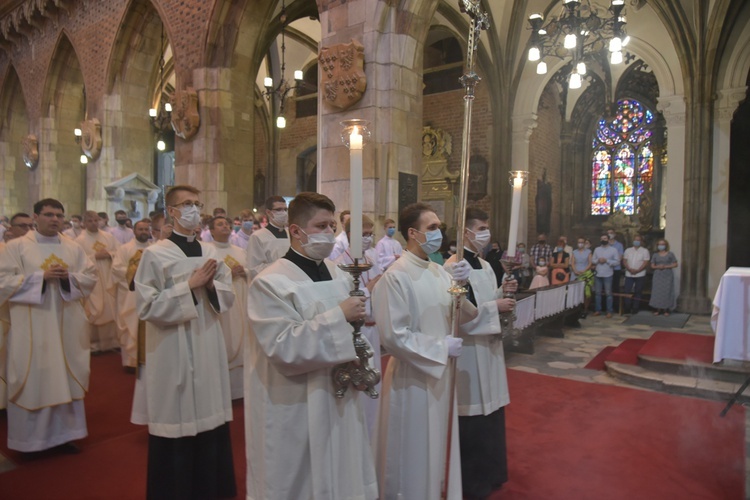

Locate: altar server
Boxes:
[76,211,119,352]
[444,208,515,499]
[375,218,402,271]
[372,202,503,500]
[111,219,151,369]
[0,199,97,453]
[245,192,377,500]
[209,215,249,399]
[135,185,236,499]
[229,209,257,250]
[246,195,290,280]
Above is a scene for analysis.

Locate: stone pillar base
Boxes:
[676,295,712,315]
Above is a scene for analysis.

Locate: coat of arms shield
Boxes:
[319,40,367,110]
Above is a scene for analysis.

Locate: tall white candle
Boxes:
[507,173,523,258]
[350,127,363,259]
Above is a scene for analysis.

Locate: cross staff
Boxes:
[442,1,490,499]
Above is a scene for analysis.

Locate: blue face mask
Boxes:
[657,244,666,251]
[416,229,443,255]
[233,225,241,233]
[386,227,396,237]
[633,240,641,247]
[242,221,254,231]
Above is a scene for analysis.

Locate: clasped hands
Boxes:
[43,264,69,281]
[189,259,218,290]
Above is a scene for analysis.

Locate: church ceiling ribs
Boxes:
[0,0,75,50]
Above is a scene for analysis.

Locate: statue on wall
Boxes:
[170,87,200,140]
[80,118,102,161]
[319,39,367,110]
[22,134,38,169]
[536,169,552,235]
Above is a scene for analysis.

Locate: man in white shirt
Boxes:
[62,215,83,239]
[110,210,135,245]
[229,209,257,250]
[329,210,351,260]
[200,207,226,243]
[622,234,650,314]
[0,198,97,455]
[245,192,377,499]
[245,196,290,280]
[375,218,402,271]
[76,211,120,352]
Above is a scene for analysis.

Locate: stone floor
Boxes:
[505,312,749,498]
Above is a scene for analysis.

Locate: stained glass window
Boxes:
[590,99,655,215]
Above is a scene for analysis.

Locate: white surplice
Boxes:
[211,241,249,400]
[245,256,378,500]
[245,226,290,281]
[334,247,383,440]
[375,235,403,271]
[444,254,509,416]
[372,250,501,500]
[0,231,97,451]
[111,239,150,367]
[76,229,119,351]
[329,230,349,261]
[134,239,235,437]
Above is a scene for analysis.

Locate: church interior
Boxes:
[1,0,750,497]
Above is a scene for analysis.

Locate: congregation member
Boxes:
[229,209,257,250]
[245,192,377,499]
[608,228,624,294]
[529,233,552,271]
[62,214,83,239]
[550,237,571,285]
[209,215,249,400]
[649,238,678,316]
[375,217,402,271]
[246,195,290,280]
[444,208,516,499]
[0,199,97,455]
[592,233,620,318]
[372,202,504,500]
[571,236,594,316]
[135,185,236,499]
[622,234,650,315]
[111,219,152,369]
[334,214,383,438]
[76,211,120,352]
[329,209,351,260]
[0,212,34,411]
[110,210,135,245]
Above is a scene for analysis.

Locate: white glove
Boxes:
[446,259,472,282]
[446,336,463,358]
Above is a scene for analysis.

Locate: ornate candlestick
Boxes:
[332,119,380,399]
[501,170,529,346]
[332,260,381,399]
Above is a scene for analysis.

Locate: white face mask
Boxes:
[271,211,288,227]
[175,205,201,231]
[300,230,335,260]
[362,235,373,251]
[468,228,491,251]
[416,229,443,255]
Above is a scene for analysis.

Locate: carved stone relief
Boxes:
[22,134,39,169]
[80,118,102,161]
[170,87,200,140]
[319,40,367,110]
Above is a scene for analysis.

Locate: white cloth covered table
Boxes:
[566,280,585,308]
[712,267,750,363]
[534,285,567,319]
[514,295,536,330]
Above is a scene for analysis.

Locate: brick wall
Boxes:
[528,82,563,243]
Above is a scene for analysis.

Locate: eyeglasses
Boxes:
[12,223,34,229]
[171,201,204,209]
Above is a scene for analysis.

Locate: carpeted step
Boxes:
[603,338,648,365]
[638,331,714,363]
[605,361,750,403]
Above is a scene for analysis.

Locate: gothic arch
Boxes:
[0,65,31,214]
[39,32,87,214]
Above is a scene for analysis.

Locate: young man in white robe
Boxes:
[135,185,236,499]
[372,202,509,500]
[110,209,135,245]
[76,211,119,353]
[229,209,257,250]
[0,212,35,411]
[209,215,249,400]
[375,218,402,271]
[333,214,383,440]
[0,199,97,454]
[111,219,151,369]
[245,195,289,281]
[329,209,351,261]
[444,207,516,499]
[245,192,378,500]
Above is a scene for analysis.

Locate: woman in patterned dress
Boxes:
[649,239,678,315]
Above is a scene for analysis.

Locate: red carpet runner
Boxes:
[0,353,744,499]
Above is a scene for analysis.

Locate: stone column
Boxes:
[657,94,686,310]
[317,0,434,230]
[511,113,537,247]
[708,87,747,296]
